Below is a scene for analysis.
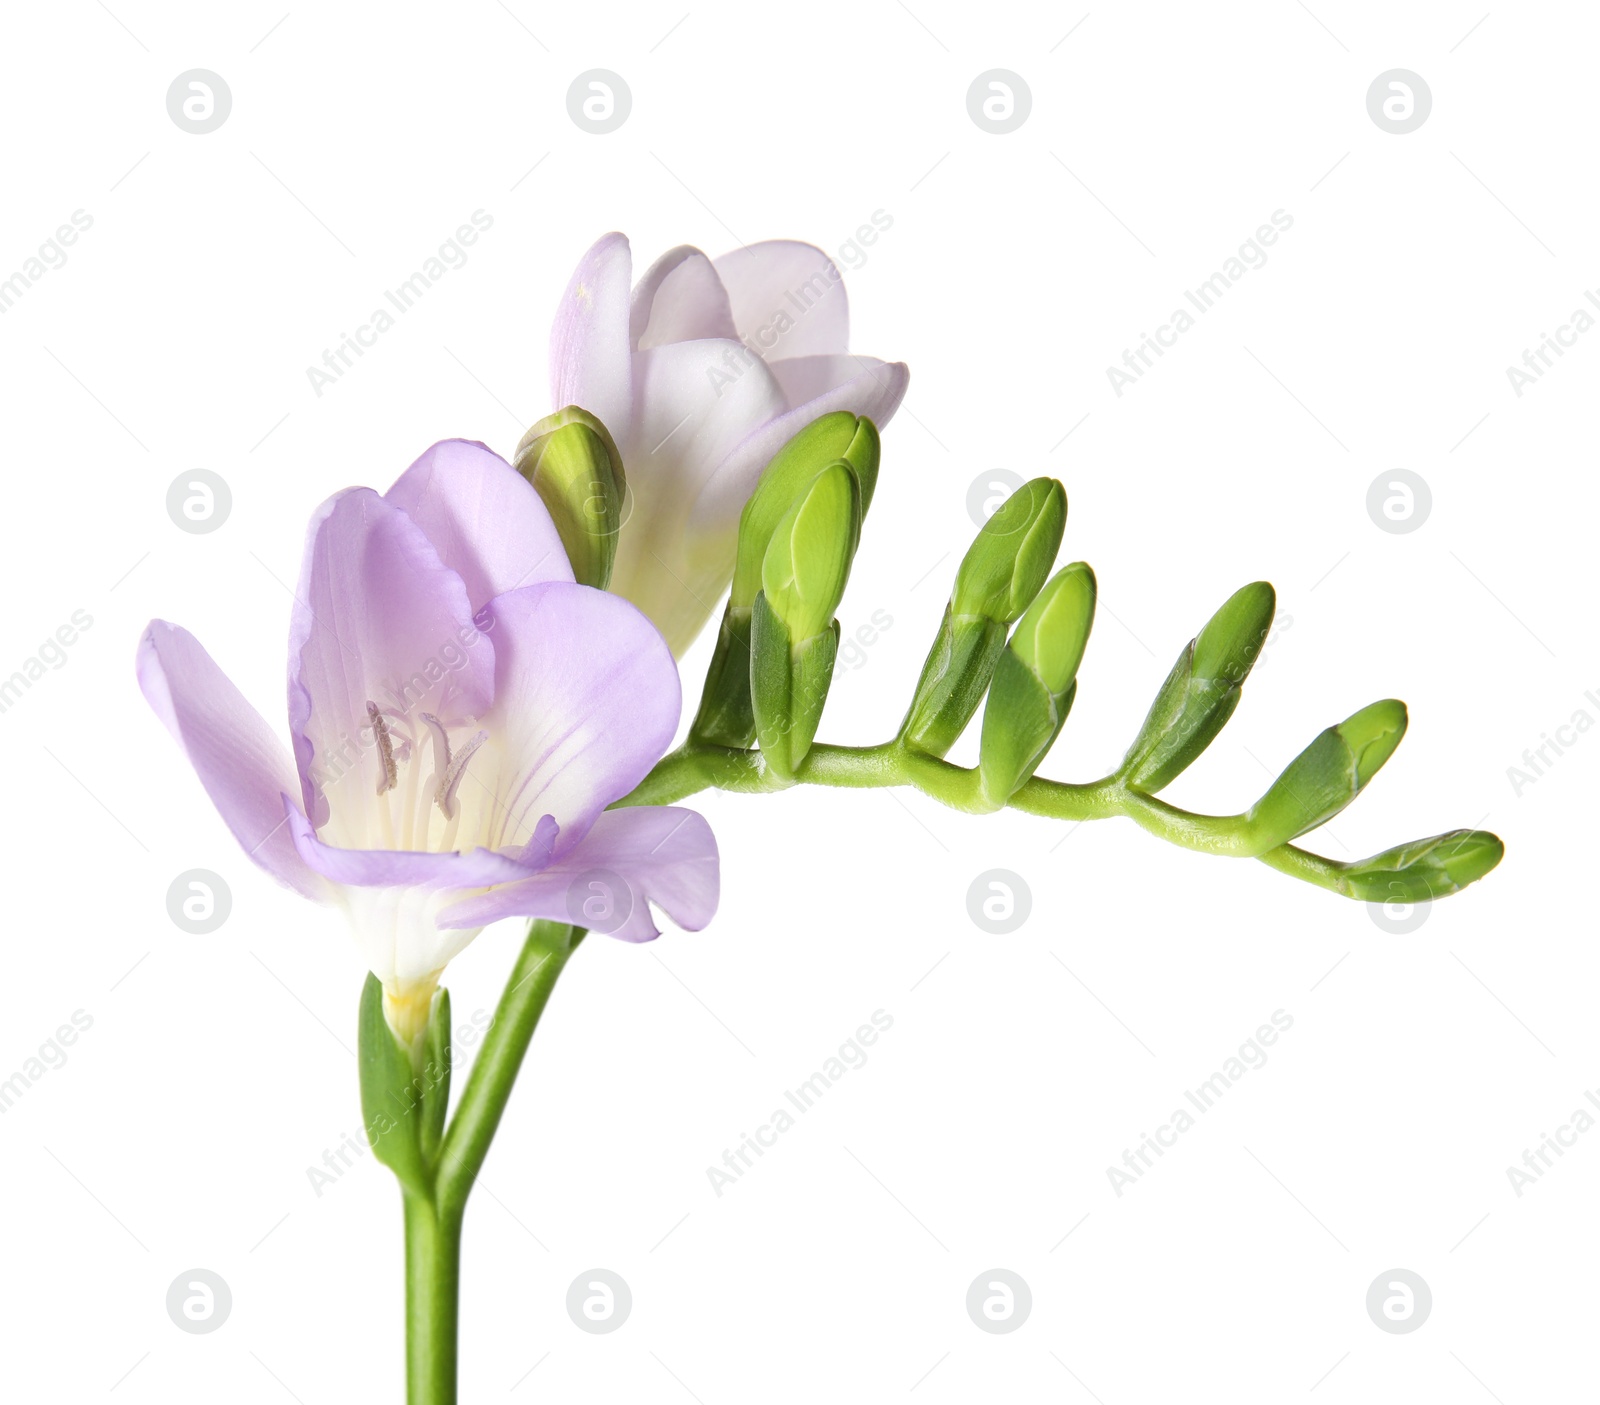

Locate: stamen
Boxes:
[367,701,399,795]
[436,730,489,820]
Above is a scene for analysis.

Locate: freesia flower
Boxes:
[543,233,909,655]
[138,439,719,1044]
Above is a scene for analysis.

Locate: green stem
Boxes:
[436,919,578,1218]
[613,739,1364,882]
[404,1192,460,1405]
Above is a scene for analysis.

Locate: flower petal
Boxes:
[550,231,634,444]
[481,581,681,859]
[629,245,739,349]
[286,801,557,887]
[384,439,573,612]
[138,622,327,900]
[288,488,496,833]
[437,806,719,941]
[713,240,850,359]
[609,337,788,651]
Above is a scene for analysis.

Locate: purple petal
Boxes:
[480,581,680,859]
[437,806,719,941]
[713,240,850,359]
[286,801,557,887]
[385,439,573,612]
[550,231,634,444]
[288,488,495,829]
[629,245,738,349]
[138,622,327,900]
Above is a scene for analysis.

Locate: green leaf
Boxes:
[358,973,430,1196]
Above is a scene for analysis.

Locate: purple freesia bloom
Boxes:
[138,439,718,1041]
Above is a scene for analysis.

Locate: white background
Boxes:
[2,1,1595,1400]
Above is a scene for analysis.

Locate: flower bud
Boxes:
[978,563,1097,808]
[1120,581,1276,793]
[950,479,1067,624]
[900,479,1067,757]
[1247,699,1408,844]
[513,406,626,589]
[691,414,877,749]
[748,465,861,778]
[762,463,859,641]
[1341,829,1504,904]
[731,413,879,611]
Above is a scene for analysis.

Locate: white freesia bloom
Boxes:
[546,233,909,655]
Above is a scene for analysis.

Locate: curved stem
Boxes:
[436,919,579,1218]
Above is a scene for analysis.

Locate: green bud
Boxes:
[1247,699,1408,844]
[1120,581,1276,793]
[761,463,860,642]
[687,604,756,748]
[1010,562,1096,696]
[749,594,841,781]
[950,479,1067,624]
[513,406,626,589]
[1341,829,1504,904]
[898,610,1008,757]
[731,413,879,611]
[747,465,859,778]
[977,563,1097,807]
[900,480,1067,756]
[691,415,876,749]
